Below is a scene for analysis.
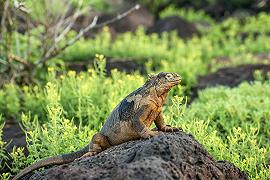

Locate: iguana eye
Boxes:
[166,74,173,79]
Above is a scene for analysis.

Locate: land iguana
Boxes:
[13,72,182,180]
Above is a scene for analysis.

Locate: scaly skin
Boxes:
[13,72,181,180]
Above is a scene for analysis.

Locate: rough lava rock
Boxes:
[100,6,154,34]
[29,132,248,180]
[147,16,200,39]
[195,64,270,90]
[66,57,146,75]
[190,64,270,102]
[72,4,154,39]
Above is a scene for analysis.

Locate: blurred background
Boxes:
[1,0,270,87]
[1,0,270,179]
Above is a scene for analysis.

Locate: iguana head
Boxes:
[145,72,181,95]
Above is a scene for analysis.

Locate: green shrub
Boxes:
[62,17,270,90]
[22,85,46,119]
[47,55,145,127]
[159,6,214,24]
[20,83,96,166]
[0,55,146,125]
[9,56,144,172]
[164,80,270,179]
[0,84,20,118]
[184,81,270,145]
[0,117,6,162]
[11,80,270,179]
[0,117,10,179]
[210,12,270,36]
[241,12,270,33]
[2,64,268,179]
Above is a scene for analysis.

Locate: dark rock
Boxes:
[191,64,270,101]
[0,120,28,175]
[66,62,88,73]
[29,132,248,180]
[73,4,154,39]
[216,161,249,180]
[100,6,154,34]
[203,2,226,19]
[147,16,200,39]
[2,120,27,154]
[254,53,270,61]
[105,58,146,75]
[66,58,146,75]
[213,53,270,65]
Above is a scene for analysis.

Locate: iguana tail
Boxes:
[12,145,89,180]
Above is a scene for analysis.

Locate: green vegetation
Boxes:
[62,13,270,90]
[1,2,270,179]
[0,115,9,179]
[0,55,145,124]
[167,81,270,179]
[183,81,270,145]
[1,68,270,179]
[0,84,20,118]
[159,5,215,24]
[167,74,270,179]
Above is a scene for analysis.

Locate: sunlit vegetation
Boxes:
[1,2,270,179]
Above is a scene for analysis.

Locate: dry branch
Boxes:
[8,53,30,66]
[0,0,10,41]
[36,4,140,65]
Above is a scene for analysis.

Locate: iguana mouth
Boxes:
[172,80,181,85]
[170,78,181,85]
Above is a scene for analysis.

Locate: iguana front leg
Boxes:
[132,105,161,138]
[154,112,181,132]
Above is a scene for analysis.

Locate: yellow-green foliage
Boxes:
[0,56,145,126]
[224,12,270,34]
[19,83,96,169]
[62,15,270,90]
[0,84,20,118]
[2,66,270,179]
[1,9,270,179]
[166,81,270,179]
[11,79,270,180]
[0,118,7,164]
[184,81,270,144]
[159,6,214,24]
[46,55,145,127]
[22,85,47,119]
[5,56,146,175]
[0,116,10,179]
[54,56,145,127]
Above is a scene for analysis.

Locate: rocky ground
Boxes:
[25,132,248,180]
[191,63,270,100]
